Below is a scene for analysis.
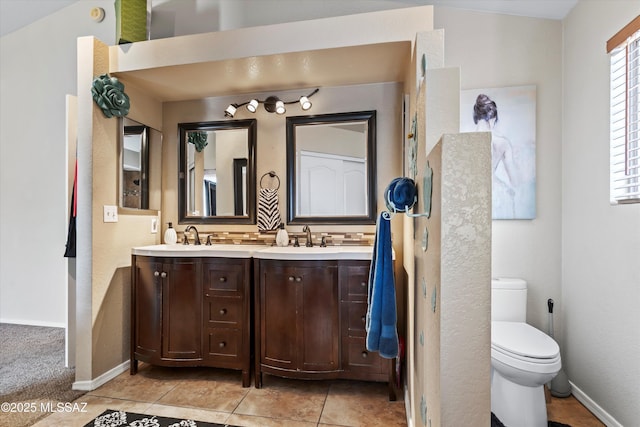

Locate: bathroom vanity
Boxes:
[130,244,395,398]
[129,245,262,387]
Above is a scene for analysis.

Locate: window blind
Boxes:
[609,18,640,204]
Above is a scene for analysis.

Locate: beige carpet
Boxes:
[0,323,86,427]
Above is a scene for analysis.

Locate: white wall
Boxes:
[151,0,405,37]
[0,0,115,326]
[434,8,564,337]
[562,2,640,425]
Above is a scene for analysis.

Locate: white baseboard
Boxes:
[0,318,66,328]
[404,385,414,427]
[73,360,129,391]
[569,381,623,427]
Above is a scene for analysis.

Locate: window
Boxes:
[608,16,640,204]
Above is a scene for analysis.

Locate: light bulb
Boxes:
[275,100,286,115]
[299,96,312,110]
[224,104,237,118]
[247,99,259,113]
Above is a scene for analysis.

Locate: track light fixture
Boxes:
[224,88,319,118]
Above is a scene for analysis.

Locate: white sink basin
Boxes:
[253,245,373,260]
[132,244,266,258]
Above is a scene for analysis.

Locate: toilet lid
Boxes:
[492,321,559,359]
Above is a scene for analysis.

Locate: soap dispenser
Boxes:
[164,222,177,244]
[275,223,289,247]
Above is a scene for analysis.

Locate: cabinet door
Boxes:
[133,258,162,360]
[299,265,339,372]
[162,259,202,360]
[260,264,298,371]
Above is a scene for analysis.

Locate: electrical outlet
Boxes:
[151,218,158,233]
[103,205,118,223]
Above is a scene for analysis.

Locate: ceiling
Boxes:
[115,42,411,102]
[0,0,578,38]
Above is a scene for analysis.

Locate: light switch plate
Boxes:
[103,205,118,223]
[151,218,158,233]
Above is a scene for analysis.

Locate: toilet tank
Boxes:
[491,277,527,322]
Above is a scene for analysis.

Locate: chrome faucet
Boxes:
[183,225,201,245]
[303,225,313,247]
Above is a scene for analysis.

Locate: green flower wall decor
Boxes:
[91,74,130,118]
[188,131,208,152]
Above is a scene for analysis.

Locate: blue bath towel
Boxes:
[366,212,398,359]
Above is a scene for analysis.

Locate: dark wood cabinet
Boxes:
[131,255,251,387]
[258,261,339,376]
[255,259,392,395]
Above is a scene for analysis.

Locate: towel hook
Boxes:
[259,171,280,190]
[382,191,430,219]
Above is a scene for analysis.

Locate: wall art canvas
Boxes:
[460,85,536,219]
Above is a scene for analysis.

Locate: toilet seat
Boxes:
[492,321,561,374]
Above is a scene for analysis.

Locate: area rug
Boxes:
[491,412,571,427]
[84,410,241,427]
[0,323,86,427]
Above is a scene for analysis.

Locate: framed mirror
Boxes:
[286,111,376,224]
[178,119,256,224]
[120,118,162,212]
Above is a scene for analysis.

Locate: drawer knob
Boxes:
[154,271,160,277]
[219,308,227,315]
[361,315,366,323]
[288,276,295,281]
[361,351,368,358]
[205,293,210,297]
[219,341,226,348]
[219,277,227,282]
[295,276,302,282]
[160,272,167,278]
[360,281,366,287]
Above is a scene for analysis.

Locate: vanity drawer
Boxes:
[204,297,242,326]
[344,301,368,337]
[202,261,244,295]
[343,336,383,373]
[204,328,242,361]
[340,264,370,301]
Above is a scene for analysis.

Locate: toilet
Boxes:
[491,278,562,427]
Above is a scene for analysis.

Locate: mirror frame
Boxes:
[118,118,161,214]
[178,119,257,224]
[286,111,377,225]
[121,123,149,210]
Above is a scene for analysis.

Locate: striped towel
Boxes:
[258,188,281,232]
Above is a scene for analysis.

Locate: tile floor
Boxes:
[32,364,603,427]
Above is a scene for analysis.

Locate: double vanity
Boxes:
[129,244,395,399]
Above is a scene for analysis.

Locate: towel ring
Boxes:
[260,171,280,190]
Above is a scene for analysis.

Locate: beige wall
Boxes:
[404,27,492,425]
[75,36,164,384]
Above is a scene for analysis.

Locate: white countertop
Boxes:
[131,244,375,260]
[252,245,374,260]
[131,244,266,258]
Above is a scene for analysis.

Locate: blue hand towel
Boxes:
[366,212,398,359]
